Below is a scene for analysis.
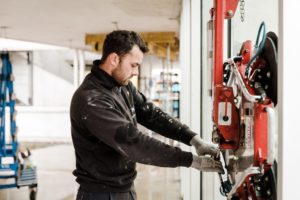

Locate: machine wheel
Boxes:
[253,160,277,200]
[254,31,278,106]
[29,186,37,200]
[264,160,277,200]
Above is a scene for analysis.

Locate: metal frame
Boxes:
[210,0,277,199]
[0,53,37,199]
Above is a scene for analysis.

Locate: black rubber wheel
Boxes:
[29,186,37,200]
[260,31,278,106]
[259,160,277,200]
[231,196,240,200]
[267,160,277,200]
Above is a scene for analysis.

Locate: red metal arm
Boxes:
[213,0,239,86]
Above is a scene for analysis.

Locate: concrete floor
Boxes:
[0,143,181,200]
[135,164,181,200]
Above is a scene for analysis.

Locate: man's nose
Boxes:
[132,69,139,76]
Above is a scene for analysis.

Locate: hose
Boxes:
[245,21,267,77]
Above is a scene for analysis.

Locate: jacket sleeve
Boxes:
[128,82,197,146]
[81,97,193,168]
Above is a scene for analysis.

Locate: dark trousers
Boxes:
[76,188,137,200]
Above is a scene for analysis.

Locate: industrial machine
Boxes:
[209,1,277,199]
[0,53,37,200]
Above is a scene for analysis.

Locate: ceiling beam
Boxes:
[85,32,179,60]
[139,32,176,44]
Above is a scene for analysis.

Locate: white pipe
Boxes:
[226,69,235,86]
[227,166,261,199]
[230,61,263,102]
[266,106,276,164]
[73,49,79,89]
[78,50,85,84]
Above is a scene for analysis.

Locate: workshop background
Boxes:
[0,0,298,200]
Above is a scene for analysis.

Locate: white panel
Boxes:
[33,66,74,106]
[180,1,191,126]
[190,0,201,132]
[201,0,218,199]
[279,1,300,199]
[34,50,74,83]
[16,106,71,141]
[190,0,201,199]
[73,49,79,89]
[11,52,32,105]
[201,0,214,139]
[179,0,192,199]
[78,50,85,84]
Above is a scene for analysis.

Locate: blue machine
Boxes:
[0,52,37,199]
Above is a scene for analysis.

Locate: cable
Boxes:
[245,22,267,77]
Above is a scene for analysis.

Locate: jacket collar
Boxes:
[91,59,121,89]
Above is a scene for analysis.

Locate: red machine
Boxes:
[210,1,277,199]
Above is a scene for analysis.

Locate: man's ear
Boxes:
[108,53,120,68]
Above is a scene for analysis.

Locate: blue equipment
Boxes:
[0,52,37,199]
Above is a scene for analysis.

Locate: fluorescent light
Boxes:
[0,38,67,51]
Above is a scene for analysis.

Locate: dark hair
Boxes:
[100,30,149,63]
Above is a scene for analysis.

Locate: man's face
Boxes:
[112,45,144,86]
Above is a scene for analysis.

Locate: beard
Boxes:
[117,78,129,86]
[112,65,131,86]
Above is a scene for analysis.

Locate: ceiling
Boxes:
[0,0,181,50]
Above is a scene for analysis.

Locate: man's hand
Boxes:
[190,155,224,174]
[190,135,219,157]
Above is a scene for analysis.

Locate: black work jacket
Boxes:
[70,60,196,192]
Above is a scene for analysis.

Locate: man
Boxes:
[70,30,223,200]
